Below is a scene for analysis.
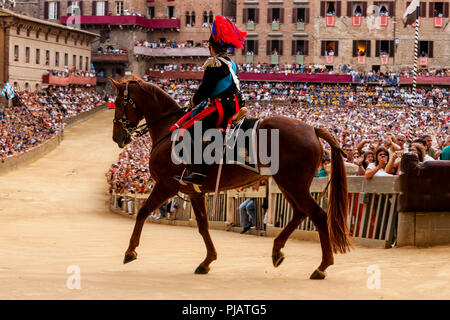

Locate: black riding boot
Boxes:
[174,164,207,186]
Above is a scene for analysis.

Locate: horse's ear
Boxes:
[110,78,121,91]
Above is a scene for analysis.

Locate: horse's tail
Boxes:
[314,127,352,254]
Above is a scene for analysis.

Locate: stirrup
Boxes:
[232,107,248,124]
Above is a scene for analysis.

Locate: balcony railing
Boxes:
[270,54,279,64]
[133,46,209,57]
[60,16,180,29]
[42,74,97,86]
[91,53,129,63]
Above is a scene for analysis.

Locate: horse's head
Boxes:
[110,78,145,148]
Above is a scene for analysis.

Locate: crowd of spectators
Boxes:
[134,39,209,49]
[48,68,96,78]
[1,88,104,159]
[106,78,449,196]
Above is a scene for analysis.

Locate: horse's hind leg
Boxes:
[123,185,175,264]
[272,192,307,268]
[190,194,217,274]
[296,194,334,279]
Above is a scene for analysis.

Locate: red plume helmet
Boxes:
[211,15,247,49]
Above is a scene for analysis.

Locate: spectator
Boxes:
[239,198,255,234]
[365,147,392,179]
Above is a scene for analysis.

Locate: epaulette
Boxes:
[202,57,222,70]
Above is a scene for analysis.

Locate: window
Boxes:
[14,45,19,62]
[116,1,124,15]
[267,8,284,23]
[16,27,20,35]
[46,50,50,65]
[243,40,258,55]
[73,55,76,67]
[320,1,342,17]
[26,47,30,63]
[190,11,195,25]
[321,41,339,56]
[373,2,395,17]
[79,55,83,70]
[186,11,191,26]
[65,53,68,66]
[168,6,175,18]
[55,52,59,66]
[148,7,155,19]
[266,40,283,55]
[36,49,40,64]
[347,2,367,17]
[406,2,427,18]
[95,1,107,16]
[293,8,310,23]
[419,41,434,58]
[85,57,89,71]
[352,40,371,57]
[203,11,207,23]
[375,40,394,57]
[48,2,58,20]
[209,11,213,23]
[429,2,449,18]
[292,40,309,56]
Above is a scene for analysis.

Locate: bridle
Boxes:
[113,81,187,142]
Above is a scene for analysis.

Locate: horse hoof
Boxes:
[272,251,285,268]
[310,269,327,280]
[123,251,137,264]
[194,265,210,274]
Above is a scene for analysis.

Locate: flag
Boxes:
[403,0,420,27]
[1,82,15,99]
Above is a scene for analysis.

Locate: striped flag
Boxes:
[1,82,15,99]
[403,0,420,27]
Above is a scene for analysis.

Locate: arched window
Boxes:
[203,11,208,23]
[186,11,191,26]
[191,11,196,26]
[209,11,213,23]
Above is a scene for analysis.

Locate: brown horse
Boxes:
[110,78,351,279]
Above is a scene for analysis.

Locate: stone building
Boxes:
[0,8,97,92]
[234,0,449,72]
[29,0,233,92]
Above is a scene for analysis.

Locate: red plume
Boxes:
[211,15,247,49]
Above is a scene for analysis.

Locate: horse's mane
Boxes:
[119,76,181,110]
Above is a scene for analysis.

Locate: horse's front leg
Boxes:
[190,195,217,274]
[124,184,175,264]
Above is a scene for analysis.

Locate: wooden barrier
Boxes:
[110,176,401,248]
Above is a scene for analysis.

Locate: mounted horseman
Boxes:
[170,15,248,186]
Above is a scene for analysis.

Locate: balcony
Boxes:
[247,21,255,30]
[352,16,361,27]
[295,54,304,64]
[91,53,129,63]
[42,74,97,86]
[60,16,180,29]
[133,46,209,57]
[296,22,305,30]
[434,17,443,27]
[271,22,280,30]
[419,57,428,66]
[379,16,388,27]
[270,54,279,64]
[326,16,335,26]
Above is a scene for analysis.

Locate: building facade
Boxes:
[30,0,233,92]
[234,0,449,72]
[0,8,97,92]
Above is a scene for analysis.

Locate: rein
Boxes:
[114,81,187,140]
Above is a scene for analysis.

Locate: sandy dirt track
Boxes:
[0,109,448,300]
